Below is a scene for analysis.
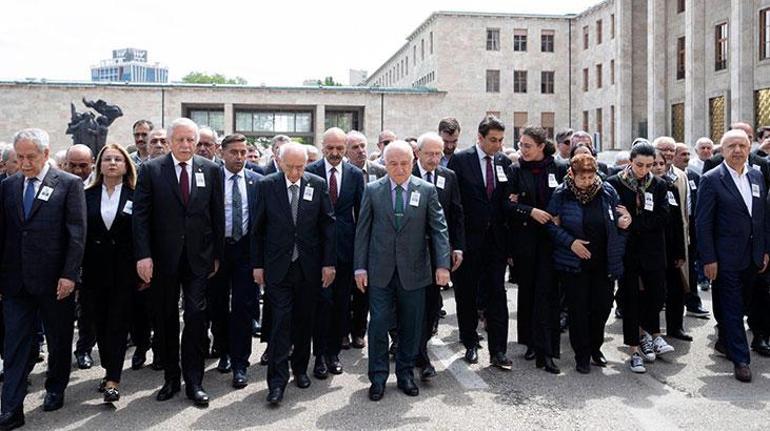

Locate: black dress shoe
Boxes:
[397,379,419,396]
[295,374,311,389]
[267,387,284,405]
[43,392,64,412]
[734,363,752,382]
[0,410,24,431]
[340,336,351,350]
[351,336,366,349]
[751,337,770,357]
[186,386,210,407]
[421,364,437,381]
[464,347,478,364]
[327,356,343,375]
[232,369,249,389]
[491,352,513,371]
[368,383,385,401]
[591,351,608,367]
[76,352,93,370]
[103,387,120,403]
[536,356,561,374]
[669,329,693,342]
[217,355,232,373]
[524,347,536,361]
[156,380,181,401]
[131,351,147,370]
[313,356,328,379]
[260,352,269,366]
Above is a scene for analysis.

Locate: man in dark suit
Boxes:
[133,118,225,407]
[412,132,465,380]
[447,115,513,368]
[0,129,86,429]
[355,140,450,401]
[207,134,263,388]
[306,128,364,378]
[703,122,770,188]
[252,142,336,405]
[697,129,770,383]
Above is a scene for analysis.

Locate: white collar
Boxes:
[224,166,245,180]
[324,158,341,174]
[285,175,302,189]
[28,162,50,183]
[476,144,493,162]
[171,153,192,166]
[725,161,749,177]
[417,160,433,178]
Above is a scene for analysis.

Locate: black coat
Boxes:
[662,181,686,266]
[703,153,770,189]
[412,164,466,252]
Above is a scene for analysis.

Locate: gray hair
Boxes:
[306,145,320,157]
[199,126,219,142]
[720,129,750,146]
[652,136,676,148]
[271,134,292,151]
[614,151,630,165]
[383,140,414,163]
[279,142,309,162]
[695,137,714,149]
[167,118,199,142]
[13,128,50,152]
[417,132,444,150]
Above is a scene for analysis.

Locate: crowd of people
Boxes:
[0,114,769,430]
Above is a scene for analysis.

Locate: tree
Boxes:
[322,76,342,86]
[182,72,247,85]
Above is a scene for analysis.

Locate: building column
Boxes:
[616,0,633,148]
[684,0,706,144]
[730,0,754,126]
[647,0,668,139]
[314,104,325,147]
[223,103,234,135]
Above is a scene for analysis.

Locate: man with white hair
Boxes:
[253,142,336,405]
[0,128,86,427]
[689,137,713,175]
[263,135,292,175]
[195,126,221,165]
[133,117,225,407]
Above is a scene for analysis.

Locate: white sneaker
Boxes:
[639,334,656,362]
[652,336,675,356]
[629,352,646,373]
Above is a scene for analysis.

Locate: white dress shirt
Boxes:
[417,160,434,183]
[224,167,249,237]
[24,162,50,197]
[171,153,193,192]
[476,144,495,187]
[725,162,753,216]
[101,183,122,230]
[285,176,302,203]
[689,158,704,175]
[324,159,342,197]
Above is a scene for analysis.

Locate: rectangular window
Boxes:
[611,14,615,39]
[430,31,434,54]
[596,108,603,136]
[583,68,589,92]
[583,26,589,49]
[405,56,409,75]
[582,111,590,132]
[513,29,527,52]
[513,70,527,93]
[610,105,616,149]
[514,112,528,143]
[762,8,770,60]
[487,29,500,51]
[677,0,685,13]
[677,36,686,80]
[715,22,728,71]
[541,30,555,52]
[756,88,770,132]
[486,69,500,92]
[709,96,726,142]
[325,110,360,132]
[596,64,603,89]
[421,39,425,60]
[414,45,417,63]
[596,19,603,45]
[188,109,225,136]
[610,59,615,85]
[672,103,685,142]
[541,112,555,139]
[541,71,554,94]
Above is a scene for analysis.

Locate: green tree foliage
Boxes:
[182,72,247,85]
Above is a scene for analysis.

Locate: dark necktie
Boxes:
[23,177,37,219]
[425,171,433,184]
[231,174,243,241]
[290,184,299,260]
[484,155,494,199]
[394,185,404,229]
[179,162,190,205]
[329,167,338,206]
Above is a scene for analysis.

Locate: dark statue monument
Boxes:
[66,97,123,155]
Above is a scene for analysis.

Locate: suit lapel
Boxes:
[88,187,109,234]
[400,177,418,230]
[275,173,294,224]
[189,157,201,206]
[26,169,60,221]
[719,164,750,216]
[380,178,397,230]
[162,154,184,206]
[245,172,258,228]
[15,176,24,223]
[111,186,130,233]
[469,147,487,201]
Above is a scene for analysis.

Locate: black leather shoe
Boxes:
[42,392,64,412]
[536,356,561,374]
[368,383,385,401]
[734,363,752,382]
[524,347,536,361]
[327,356,343,375]
[351,336,366,349]
[267,387,284,405]
[295,374,311,389]
[216,355,232,373]
[103,387,120,403]
[420,364,437,381]
[669,329,693,342]
[751,337,770,357]
[491,352,513,371]
[464,347,478,364]
[397,379,419,396]
[260,352,269,366]
[591,351,608,367]
[186,386,210,407]
[76,352,93,370]
[156,380,180,401]
[313,356,328,379]
[340,336,351,350]
[131,350,147,370]
[232,369,248,389]
[0,410,24,431]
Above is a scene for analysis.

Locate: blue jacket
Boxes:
[546,182,628,279]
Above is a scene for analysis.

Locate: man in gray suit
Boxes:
[354,141,450,401]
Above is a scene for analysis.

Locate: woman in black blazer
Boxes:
[81,143,140,402]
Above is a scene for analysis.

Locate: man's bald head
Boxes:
[279,142,309,183]
[65,144,94,181]
[322,127,347,166]
[377,130,397,152]
[673,142,690,170]
[730,122,754,142]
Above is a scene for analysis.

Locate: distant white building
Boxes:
[90,48,168,83]
[349,69,368,86]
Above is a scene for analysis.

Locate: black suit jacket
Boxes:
[133,153,225,277]
[82,185,137,290]
[412,163,466,252]
[306,160,364,265]
[704,153,770,189]
[0,168,86,296]
[253,172,336,285]
[262,160,279,176]
[246,161,265,175]
[447,146,511,255]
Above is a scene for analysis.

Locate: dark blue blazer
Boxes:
[0,168,86,296]
[696,162,770,271]
[306,159,363,265]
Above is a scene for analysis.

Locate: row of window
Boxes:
[373,31,434,87]
[582,14,616,50]
[582,60,616,92]
[486,29,554,52]
[413,71,435,87]
[485,70,555,94]
[581,105,616,149]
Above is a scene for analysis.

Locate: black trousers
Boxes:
[564,267,613,362]
[713,266,756,365]
[417,284,442,367]
[209,238,259,372]
[686,243,704,309]
[665,267,686,333]
[74,285,97,356]
[748,271,770,339]
[516,245,561,358]
[153,254,208,386]
[313,262,353,358]
[130,285,160,362]
[620,265,665,346]
[82,279,133,382]
[266,261,316,390]
[350,285,369,339]
[454,237,508,355]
